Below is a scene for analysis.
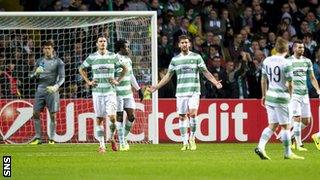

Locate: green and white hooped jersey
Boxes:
[115,53,133,98]
[80,51,121,95]
[168,51,207,97]
[262,55,293,106]
[287,55,313,98]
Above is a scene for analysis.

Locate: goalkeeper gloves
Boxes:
[138,89,144,102]
[46,85,59,94]
[35,66,44,75]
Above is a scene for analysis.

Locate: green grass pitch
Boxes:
[1,143,319,180]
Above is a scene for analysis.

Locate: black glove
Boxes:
[138,89,144,102]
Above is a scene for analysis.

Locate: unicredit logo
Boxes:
[0,100,35,144]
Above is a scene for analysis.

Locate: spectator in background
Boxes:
[205,45,220,69]
[280,12,297,37]
[292,3,310,31]
[188,15,204,39]
[303,33,317,56]
[220,9,233,30]
[228,33,244,67]
[208,55,228,88]
[267,31,276,52]
[148,0,162,16]
[256,21,271,38]
[162,15,179,46]
[224,60,237,98]
[69,0,83,11]
[204,9,225,38]
[252,5,267,33]
[1,61,21,98]
[240,28,252,52]
[0,62,21,98]
[246,50,264,98]
[192,36,205,56]
[227,0,245,25]
[158,34,173,69]
[236,6,253,30]
[126,0,148,11]
[48,0,64,11]
[19,54,37,98]
[258,37,270,57]
[113,0,127,11]
[298,20,312,40]
[288,0,298,13]
[185,0,201,16]
[163,0,185,18]
[246,40,260,57]
[173,17,190,53]
[234,51,250,99]
[305,11,319,33]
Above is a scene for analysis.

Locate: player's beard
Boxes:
[295,51,303,57]
[181,46,189,54]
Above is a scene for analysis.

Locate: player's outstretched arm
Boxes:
[309,71,320,95]
[150,72,173,92]
[202,69,222,89]
[130,73,144,101]
[130,73,140,91]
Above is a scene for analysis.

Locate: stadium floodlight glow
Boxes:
[0,11,158,144]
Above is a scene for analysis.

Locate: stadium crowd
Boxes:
[1,0,320,99]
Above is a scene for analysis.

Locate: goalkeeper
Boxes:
[30,41,65,145]
[114,39,144,151]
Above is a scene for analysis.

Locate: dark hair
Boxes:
[43,40,54,47]
[293,39,303,45]
[178,35,191,42]
[304,33,313,38]
[114,39,128,53]
[292,39,303,49]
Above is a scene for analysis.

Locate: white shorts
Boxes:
[92,94,117,117]
[290,97,311,118]
[117,96,136,112]
[266,105,291,125]
[176,95,200,115]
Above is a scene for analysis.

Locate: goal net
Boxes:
[0,12,158,144]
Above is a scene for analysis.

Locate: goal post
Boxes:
[0,11,159,144]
